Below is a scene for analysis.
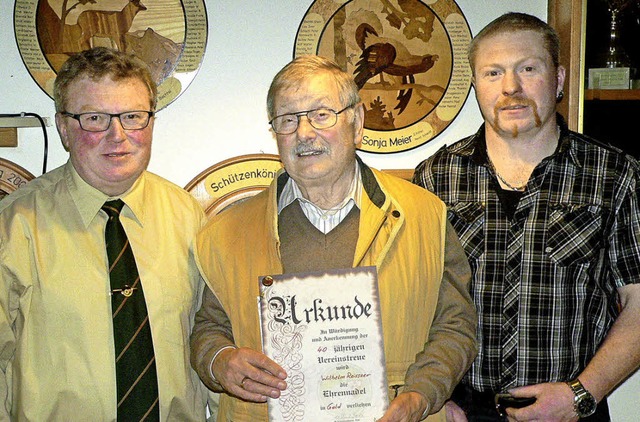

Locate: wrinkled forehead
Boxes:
[64,75,153,109]
[274,73,341,113]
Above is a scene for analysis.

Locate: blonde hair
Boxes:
[469,12,560,75]
[54,47,157,112]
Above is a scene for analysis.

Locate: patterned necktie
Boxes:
[103,200,160,421]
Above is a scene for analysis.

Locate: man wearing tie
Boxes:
[0,47,211,420]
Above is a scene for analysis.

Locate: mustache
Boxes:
[495,96,536,109]
[492,95,541,138]
[293,144,328,155]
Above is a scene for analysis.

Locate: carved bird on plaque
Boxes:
[353,23,438,114]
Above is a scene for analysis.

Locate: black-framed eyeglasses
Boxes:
[61,110,154,132]
[269,103,356,135]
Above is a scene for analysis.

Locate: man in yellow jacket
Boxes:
[190,55,478,421]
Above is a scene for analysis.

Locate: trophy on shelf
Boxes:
[604,0,633,68]
[589,0,639,89]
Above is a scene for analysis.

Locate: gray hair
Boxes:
[266,55,360,120]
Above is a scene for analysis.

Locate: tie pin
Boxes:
[111,286,137,297]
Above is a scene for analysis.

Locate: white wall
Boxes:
[1,0,637,418]
[2,0,547,184]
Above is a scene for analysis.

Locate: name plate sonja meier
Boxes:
[258,266,389,422]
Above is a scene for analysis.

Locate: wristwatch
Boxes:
[566,378,597,418]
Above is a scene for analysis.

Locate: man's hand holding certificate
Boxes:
[210,346,288,403]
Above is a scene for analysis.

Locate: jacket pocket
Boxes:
[545,203,605,266]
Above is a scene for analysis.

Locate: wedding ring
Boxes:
[241,376,249,388]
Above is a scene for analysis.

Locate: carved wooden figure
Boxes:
[76,0,147,51]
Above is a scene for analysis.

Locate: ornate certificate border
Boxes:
[184,154,283,217]
[294,0,472,154]
[14,0,207,110]
[259,267,388,421]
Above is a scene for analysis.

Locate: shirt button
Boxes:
[545,247,553,253]
[392,210,401,218]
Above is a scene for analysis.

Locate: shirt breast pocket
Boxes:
[546,204,606,267]
[448,201,485,260]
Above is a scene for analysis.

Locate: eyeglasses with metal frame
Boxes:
[61,110,155,132]
[269,103,356,135]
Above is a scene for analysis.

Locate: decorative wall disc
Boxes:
[14,0,208,110]
[0,158,36,201]
[185,154,283,218]
[295,0,472,153]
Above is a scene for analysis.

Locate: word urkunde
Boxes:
[268,296,372,325]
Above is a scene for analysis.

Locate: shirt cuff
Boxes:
[209,345,237,382]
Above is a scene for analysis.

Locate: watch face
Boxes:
[576,395,597,417]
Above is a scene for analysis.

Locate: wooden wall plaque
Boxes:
[0,158,36,201]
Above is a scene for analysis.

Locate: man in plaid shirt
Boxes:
[414,12,640,422]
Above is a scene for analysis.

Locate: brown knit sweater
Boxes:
[278,201,359,273]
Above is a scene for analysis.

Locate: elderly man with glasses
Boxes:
[190,55,478,422]
[0,47,214,420]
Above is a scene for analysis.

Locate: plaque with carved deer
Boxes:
[15,0,207,110]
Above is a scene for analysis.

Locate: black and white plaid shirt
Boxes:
[413,116,640,392]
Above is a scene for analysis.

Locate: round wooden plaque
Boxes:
[15,0,208,110]
[294,0,472,153]
[185,154,283,217]
[0,158,36,201]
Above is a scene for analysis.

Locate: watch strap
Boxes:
[566,378,597,417]
[567,378,587,396]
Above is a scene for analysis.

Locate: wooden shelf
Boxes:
[585,89,640,101]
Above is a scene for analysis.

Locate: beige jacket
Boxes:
[191,161,477,421]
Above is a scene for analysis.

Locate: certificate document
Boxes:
[258,266,389,422]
